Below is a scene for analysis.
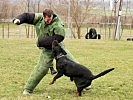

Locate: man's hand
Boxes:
[13,19,20,24]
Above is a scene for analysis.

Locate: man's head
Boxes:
[43,9,54,24]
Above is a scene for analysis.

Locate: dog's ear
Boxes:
[52,40,59,48]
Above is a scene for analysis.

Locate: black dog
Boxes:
[85,28,101,39]
[50,40,114,96]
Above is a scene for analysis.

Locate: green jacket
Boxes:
[15,13,66,49]
[33,13,65,38]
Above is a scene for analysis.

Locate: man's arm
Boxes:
[13,13,35,25]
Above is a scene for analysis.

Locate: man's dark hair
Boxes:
[43,9,54,17]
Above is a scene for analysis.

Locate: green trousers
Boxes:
[24,44,77,93]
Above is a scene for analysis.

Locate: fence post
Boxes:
[2,24,4,38]
[8,24,9,38]
[34,28,36,38]
[25,25,28,38]
[31,26,33,38]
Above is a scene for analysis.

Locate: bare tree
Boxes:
[36,0,42,12]
[0,0,11,20]
[71,0,92,39]
[20,0,38,12]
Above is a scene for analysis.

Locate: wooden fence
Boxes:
[0,23,36,38]
[0,22,133,40]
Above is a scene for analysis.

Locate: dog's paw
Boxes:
[75,92,81,97]
[49,83,53,85]
[49,82,54,85]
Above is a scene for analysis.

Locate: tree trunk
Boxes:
[77,26,81,39]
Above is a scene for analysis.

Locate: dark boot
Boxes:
[49,67,57,75]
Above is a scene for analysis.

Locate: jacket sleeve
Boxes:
[13,13,35,25]
[37,34,64,49]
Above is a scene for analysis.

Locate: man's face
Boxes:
[44,15,53,24]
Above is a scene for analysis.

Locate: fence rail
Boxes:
[0,22,133,40]
[0,23,37,38]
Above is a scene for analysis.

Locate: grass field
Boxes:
[0,39,133,100]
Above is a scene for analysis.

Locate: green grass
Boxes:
[0,39,133,100]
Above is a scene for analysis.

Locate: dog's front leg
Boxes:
[49,77,56,84]
[50,73,63,85]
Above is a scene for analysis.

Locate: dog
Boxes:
[50,40,114,96]
[85,28,101,39]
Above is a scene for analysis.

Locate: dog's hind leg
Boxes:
[77,87,83,96]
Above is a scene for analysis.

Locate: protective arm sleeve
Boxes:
[37,34,64,49]
[13,13,35,25]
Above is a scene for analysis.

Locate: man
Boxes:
[13,9,77,94]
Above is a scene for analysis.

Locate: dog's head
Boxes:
[52,40,67,58]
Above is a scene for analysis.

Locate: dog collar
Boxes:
[56,54,65,59]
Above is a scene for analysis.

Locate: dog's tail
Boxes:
[92,68,114,80]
